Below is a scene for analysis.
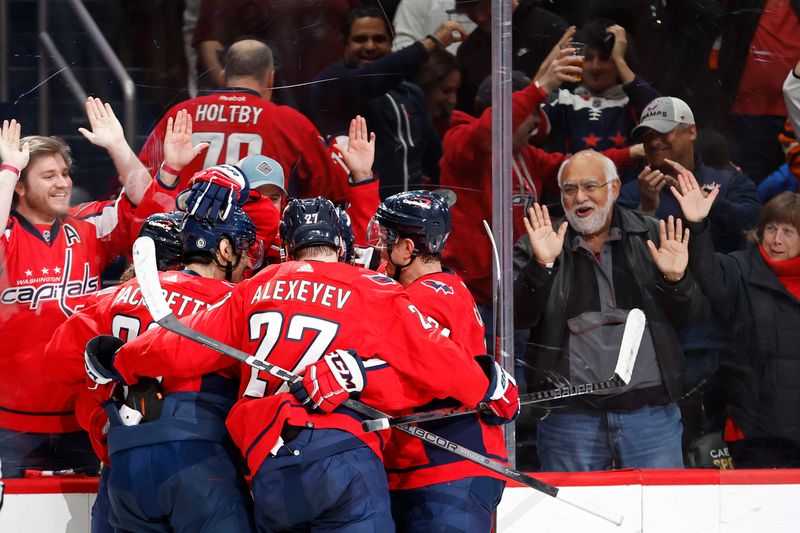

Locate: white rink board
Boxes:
[497,482,800,532]
[4,477,800,532]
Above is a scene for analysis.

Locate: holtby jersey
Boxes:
[45,270,237,459]
[383,270,509,490]
[113,261,492,475]
[0,198,135,433]
[138,89,351,202]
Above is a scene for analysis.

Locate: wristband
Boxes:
[160,162,181,176]
[426,33,445,50]
[1,163,21,178]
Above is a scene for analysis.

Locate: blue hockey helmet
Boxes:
[138,211,186,271]
[368,190,451,254]
[280,197,341,255]
[336,206,355,263]
[182,205,262,268]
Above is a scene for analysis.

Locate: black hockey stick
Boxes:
[362,308,644,431]
[132,237,624,526]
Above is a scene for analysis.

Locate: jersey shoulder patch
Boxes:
[363,273,397,286]
[420,279,454,295]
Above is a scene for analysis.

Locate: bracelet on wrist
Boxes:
[1,163,21,179]
[160,162,182,176]
[426,33,445,50]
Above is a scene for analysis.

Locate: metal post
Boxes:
[491,0,515,467]
[66,0,136,146]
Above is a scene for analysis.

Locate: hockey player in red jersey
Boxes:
[368,190,515,532]
[83,206,261,532]
[99,196,519,531]
[45,210,187,533]
[0,105,155,477]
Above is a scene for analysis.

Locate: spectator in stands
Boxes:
[514,150,708,471]
[674,173,800,468]
[619,96,761,254]
[310,6,465,198]
[718,0,800,184]
[139,39,356,209]
[0,98,154,477]
[542,20,659,155]
[392,0,476,54]
[192,0,359,106]
[412,50,462,138]
[454,0,568,114]
[757,119,799,202]
[440,46,642,349]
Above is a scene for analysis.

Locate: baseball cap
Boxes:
[632,96,695,138]
[238,154,286,194]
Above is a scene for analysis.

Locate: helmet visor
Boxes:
[366,216,399,249]
[244,238,266,271]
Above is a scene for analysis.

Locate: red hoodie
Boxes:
[440,82,634,306]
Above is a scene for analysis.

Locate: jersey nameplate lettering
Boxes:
[194,104,264,125]
[250,279,352,309]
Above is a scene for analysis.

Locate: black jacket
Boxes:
[514,205,708,409]
[688,219,800,444]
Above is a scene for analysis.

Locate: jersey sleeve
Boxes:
[70,194,139,263]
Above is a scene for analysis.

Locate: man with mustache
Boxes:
[514,150,708,471]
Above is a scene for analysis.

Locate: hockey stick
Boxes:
[132,237,624,526]
[362,308,645,431]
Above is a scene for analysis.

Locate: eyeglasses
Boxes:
[560,180,613,197]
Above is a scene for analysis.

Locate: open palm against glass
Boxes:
[647,215,689,281]
[523,203,568,265]
[670,170,719,223]
[163,109,209,169]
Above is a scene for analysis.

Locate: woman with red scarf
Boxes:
[674,172,800,468]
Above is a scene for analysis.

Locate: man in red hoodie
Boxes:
[440,47,643,334]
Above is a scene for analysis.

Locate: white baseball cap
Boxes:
[632,96,695,138]
[238,155,286,194]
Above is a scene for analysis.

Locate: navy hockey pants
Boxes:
[251,428,395,532]
[108,440,254,533]
[390,476,505,533]
[91,465,116,533]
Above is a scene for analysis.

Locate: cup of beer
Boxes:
[559,41,587,83]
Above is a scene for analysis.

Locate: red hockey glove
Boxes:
[476,355,520,425]
[184,164,249,221]
[290,350,366,413]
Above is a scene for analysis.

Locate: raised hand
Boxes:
[606,24,628,62]
[670,169,719,223]
[163,109,209,170]
[337,115,375,183]
[522,203,567,266]
[78,97,125,149]
[0,119,30,173]
[534,25,576,81]
[637,165,668,214]
[536,46,583,93]
[647,215,689,282]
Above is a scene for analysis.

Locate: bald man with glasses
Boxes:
[513,150,709,472]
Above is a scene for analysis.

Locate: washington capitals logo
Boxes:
[421,280,454,294]
[365,274,396,286]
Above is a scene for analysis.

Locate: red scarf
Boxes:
[759,244,800,299]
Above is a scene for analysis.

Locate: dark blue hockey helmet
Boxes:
[138,211,186,271]
[368,190,451,254]
[280,197,341,256]
[181,206,262,268]
[336,207,355,263]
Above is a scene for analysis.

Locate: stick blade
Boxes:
[132,236,171,322]
[613,308,646,384]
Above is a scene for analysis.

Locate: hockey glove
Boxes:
[184,164,249,221]
[476,355,520,426]
[123,377,164,424]
[290,349,366,413]
[84,335,125,385]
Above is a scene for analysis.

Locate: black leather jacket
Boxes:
[514,205,708,409]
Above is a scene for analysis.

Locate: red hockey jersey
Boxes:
[0,198,135,433]
[112,260,491,474]
[138,89,351,202]
[383,271,508,489]
[44,271,237,460]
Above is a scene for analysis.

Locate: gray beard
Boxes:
[564,200,613,236]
